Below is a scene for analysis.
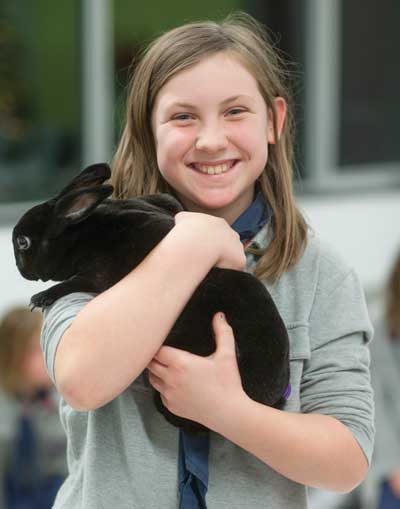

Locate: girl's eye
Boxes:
[171,113,193,121]
[227,108,246,116]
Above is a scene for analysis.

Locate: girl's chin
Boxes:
[180,194,251,219]
[179,193,234,210]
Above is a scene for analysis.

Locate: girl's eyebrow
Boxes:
[220,94,255,105]
[166,94,255,111]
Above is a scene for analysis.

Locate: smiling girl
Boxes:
[40,12,374,509]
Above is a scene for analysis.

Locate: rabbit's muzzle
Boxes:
[14,256,38,281]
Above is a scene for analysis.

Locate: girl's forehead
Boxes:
[168,52,255,85]
[154,53,261,108]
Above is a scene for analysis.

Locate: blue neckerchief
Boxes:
[231,190,270,243]
[178,190,270,509]
[178,432,209,509]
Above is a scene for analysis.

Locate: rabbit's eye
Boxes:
[17,235,31,251]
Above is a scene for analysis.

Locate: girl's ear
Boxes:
[267,97,287,144]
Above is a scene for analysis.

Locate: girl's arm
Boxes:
[209,394,368,493]
[149,313,369,493]
[54,212,245,411]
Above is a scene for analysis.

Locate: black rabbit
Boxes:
[13,163,290,434]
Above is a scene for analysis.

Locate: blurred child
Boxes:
[0,306,67,509]
[369,252,400,509]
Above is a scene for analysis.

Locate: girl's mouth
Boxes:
[189,160,239,175]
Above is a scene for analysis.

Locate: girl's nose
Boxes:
[195,123,228,153]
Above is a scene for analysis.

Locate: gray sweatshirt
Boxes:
[41,226,374,508]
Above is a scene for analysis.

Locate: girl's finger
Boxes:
[212,312,235,355]
[154,345,191,365]
[160,393,169,408]
[153,346,180,365]
[148,372,164,392]
[148,359,168,378]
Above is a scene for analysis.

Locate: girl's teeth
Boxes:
[194,162,234,174]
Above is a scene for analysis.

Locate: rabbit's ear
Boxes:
[49,184,113,237]
[57,163,112,198]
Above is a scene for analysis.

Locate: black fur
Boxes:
[13,163,290,434]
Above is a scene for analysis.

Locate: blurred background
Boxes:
[0,1,399,508]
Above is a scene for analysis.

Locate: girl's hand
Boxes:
[147,312,246,428]
[174,211,246,271]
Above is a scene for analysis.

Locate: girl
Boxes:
[0,307,67,509]
[367,252,400,509]
[41,12,374,508]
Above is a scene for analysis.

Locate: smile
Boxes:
[189,160,238,175]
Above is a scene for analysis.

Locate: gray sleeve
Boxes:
[301,269,375,464]
[40,292,96,384]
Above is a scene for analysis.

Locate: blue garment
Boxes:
[178,191,270,509]
[378,481,400,509]
[231,191,270,243]
[178,432,209,509]
[6,405,64,509]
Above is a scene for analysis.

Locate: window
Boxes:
[340,0,400,167]
[0,0,81,203]
[303,0,400,191]
[250,0,400,191]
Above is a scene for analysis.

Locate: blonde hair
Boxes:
[0,306,43,396]
[386,252,400,339]
[112,11,307,281]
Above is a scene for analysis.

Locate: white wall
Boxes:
[298,190,400,294]
[1,228,52,314]
[2,190,400,316]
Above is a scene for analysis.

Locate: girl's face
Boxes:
[151,51,286,224]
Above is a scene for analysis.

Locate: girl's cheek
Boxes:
[157,128,196,161]
[228,122,247,139]
[233,120,268,149]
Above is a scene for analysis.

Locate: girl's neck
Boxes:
[177,187,256,225]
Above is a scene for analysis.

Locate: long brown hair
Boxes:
[386,252,400,339]
[0,306,42,396]
[111,11,307,281]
